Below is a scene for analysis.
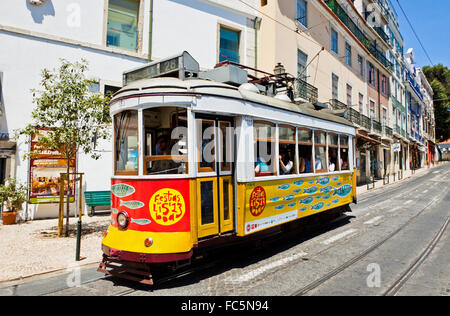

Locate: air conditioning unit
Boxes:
[29,0,47,6]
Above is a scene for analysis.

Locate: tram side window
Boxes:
[298,129,313,174]
[278,126,296,175]
[143,107,188,175]
[254,121,275,177]
[328,133,339,172]
[340,135,350,170]
[115,110,138,175]
[197,119,215,172]
[314,131,327,173]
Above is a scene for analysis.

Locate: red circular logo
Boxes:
[249,186,266,217]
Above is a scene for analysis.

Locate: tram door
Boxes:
[196,118,234,239]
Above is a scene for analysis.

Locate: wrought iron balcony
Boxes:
[382,125,393,138]
[295,77,318,103]
[330,99,348,110]
[372,119,382,134]
[344,107,362,126]
[361,114,372,130]
[325,0,393,72]
[374,26,390,45]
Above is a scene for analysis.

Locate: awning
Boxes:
[356,133,382,145]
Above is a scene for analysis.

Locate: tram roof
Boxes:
[111,77,354,128]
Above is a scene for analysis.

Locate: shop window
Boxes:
[278,126,296,175]
[143,107,188,175]
[340,135,350,170]
[328,133,339,172]
[254,121,275,177]
[107,0,140,52]
[314,130,327,173]
[298,128,313,174]
[114,110,138,175]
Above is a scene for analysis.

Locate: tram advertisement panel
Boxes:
[29,130,76,204]
[243,174,353,235]
[111,179,191,233]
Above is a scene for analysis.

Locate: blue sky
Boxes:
[390,0,450,68]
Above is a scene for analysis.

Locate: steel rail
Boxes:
[290,195,442,296]
[383,215,449,296]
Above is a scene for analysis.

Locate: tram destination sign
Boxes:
[123,51,199,85]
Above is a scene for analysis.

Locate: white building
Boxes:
[0,0,259,219]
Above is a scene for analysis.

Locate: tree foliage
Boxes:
[18,59,111,235]
[422,64,450,142]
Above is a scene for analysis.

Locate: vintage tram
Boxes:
[98,52,357,284]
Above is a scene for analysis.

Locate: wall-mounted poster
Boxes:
[29,129,76,204]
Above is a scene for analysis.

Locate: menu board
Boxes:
[29,129,76,204]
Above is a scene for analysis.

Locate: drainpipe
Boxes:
[253,17,261,75]
[148,0,153,62]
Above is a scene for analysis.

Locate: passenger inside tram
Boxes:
[298,146,312,173]
[328,148,338,172]
[279,150,294,175]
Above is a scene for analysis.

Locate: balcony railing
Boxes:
[330,99,348,110]
[374,26,390,44]
[383,125,393,138]
[406,72,424,101]
[343,107,372,131]
[295,77,318,103]
[325,0,393,72]
[372,120,382,134]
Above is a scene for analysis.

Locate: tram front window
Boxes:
[143,107,188,175]
[115,110,138,175]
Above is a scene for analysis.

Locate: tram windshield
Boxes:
[143,106,188,175]
[115,110,139,175]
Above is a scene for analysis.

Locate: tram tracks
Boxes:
[290,195,446,296]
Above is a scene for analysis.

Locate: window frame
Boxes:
[278,125,297,176]
[296,0,308,27]
[218,24,242,64]
[313,130,328,174]
[331,28,339,54]
[114,110,139,176]
[254,120,277,177]
[104,0,144,53]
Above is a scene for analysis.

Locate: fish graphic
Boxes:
[278,184,291,190]
[311,202,325,211]
[293,188,303,194]
[320,186,333,194]
[270,197,281,202]
[303,186,318,195]
[332,199,340,204]
[315,196,321,200]
[323,195,331,200]
[308,180,315,185]
[337,182,342,186]
[300,197,314,205]
[283,195,295,201]
[120,200,145,209]
[333,184,352,197]
[299,207,307,212]
[111,183,135,198]
[288,202,297,208]
[316,177,330,186]
[293,180,304,186]
[111,208,119,214]
[332,177,340,181]
[131,218,152,226]
[326,203,331,207]
[275,205,285,210]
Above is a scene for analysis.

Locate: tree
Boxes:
[19,59,111,236]
[422,64,450,142]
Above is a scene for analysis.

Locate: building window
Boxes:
[358,55,364,78]
[332,73,339,100]
[359,93,364,113]
[368,62,375,86]
[345,43,352,67]
[346,84,352,107]
[219,27,240,63]
[107,0,140,52]
[381,75,387,95]
[370,100,376,119]
[297,49,308,79]
[296,0,308,27]
[331,28,338,54]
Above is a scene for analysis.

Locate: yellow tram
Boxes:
[99,52,357,284]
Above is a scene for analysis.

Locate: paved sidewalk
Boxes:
[356,163,446,196]
[0,215,110,283]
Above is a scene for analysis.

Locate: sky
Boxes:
[390,0,450,68]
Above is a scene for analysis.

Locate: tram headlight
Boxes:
[117,212,129,230]
[144,237,153,248]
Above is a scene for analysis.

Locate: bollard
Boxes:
[76,219,82,261]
